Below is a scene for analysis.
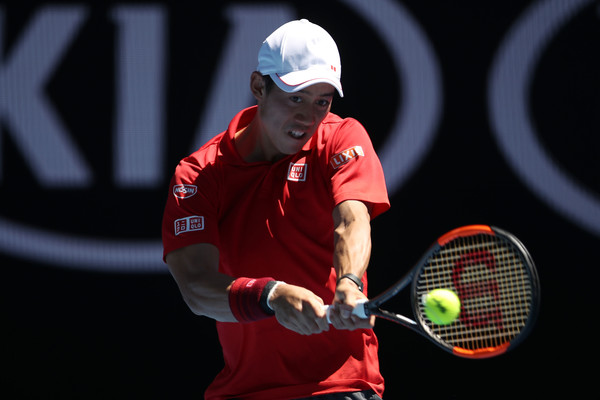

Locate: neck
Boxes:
[234,119,282,163]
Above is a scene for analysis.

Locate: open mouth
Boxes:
[288,130,306,140]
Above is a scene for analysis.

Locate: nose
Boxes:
[294,103,316,126]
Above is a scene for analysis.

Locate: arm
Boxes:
[166,243,237,322]
[328,199,376,330]
[167,243,330,335]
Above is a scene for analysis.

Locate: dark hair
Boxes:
[262,74,275,94]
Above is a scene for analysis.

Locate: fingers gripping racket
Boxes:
[328,225,540,359]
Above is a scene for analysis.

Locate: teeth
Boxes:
[289,130,305,139]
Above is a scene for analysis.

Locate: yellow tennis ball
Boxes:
[423,289,461,325]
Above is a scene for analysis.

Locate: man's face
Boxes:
[256,78,335,161]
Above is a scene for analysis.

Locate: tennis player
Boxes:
[162,19,390,400]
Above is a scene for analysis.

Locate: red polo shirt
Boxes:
[162,106,389,399]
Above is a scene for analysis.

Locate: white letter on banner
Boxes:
[0,6,91,186]
[193,4,295,150]
[112,6,166,187]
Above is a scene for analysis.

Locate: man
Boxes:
[162,19,389,399]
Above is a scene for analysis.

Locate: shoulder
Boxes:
[314,113,371,151]
[174,133,224,181]
[320,112,365,132]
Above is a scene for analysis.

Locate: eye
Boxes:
[316,99,331,107]
[289,95,302,103]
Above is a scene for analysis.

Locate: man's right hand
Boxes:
[268,283,330,335]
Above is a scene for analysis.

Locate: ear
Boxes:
[250,71,266,101]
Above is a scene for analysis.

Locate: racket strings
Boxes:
[415,234,534,353]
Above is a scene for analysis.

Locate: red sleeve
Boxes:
[325,118,390,218]
[161,154,221,261]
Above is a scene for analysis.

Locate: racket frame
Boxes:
[361,225,540,359]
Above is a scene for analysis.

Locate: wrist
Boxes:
[229,277,276,323]
[337,273,364,292]
[265,281,286,311]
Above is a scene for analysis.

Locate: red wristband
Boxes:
[228,277,275,323]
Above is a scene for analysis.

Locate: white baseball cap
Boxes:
[257,19,343,97]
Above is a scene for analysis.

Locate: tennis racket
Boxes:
[326,225,540,359]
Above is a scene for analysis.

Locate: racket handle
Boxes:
[323,299,368,324]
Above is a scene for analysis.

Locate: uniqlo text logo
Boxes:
[174,216,204,236]
[287,163,308,182]
[330,146,365,169]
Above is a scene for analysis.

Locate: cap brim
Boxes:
[271,70,344,97]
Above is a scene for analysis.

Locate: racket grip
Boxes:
[323,299,368,324]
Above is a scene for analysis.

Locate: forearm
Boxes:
[166,243,237,322]
[166,242,332,334]
[330,200,375,330]
[333,200,372,280]
[167,244,290,324]
[174,270,237,322]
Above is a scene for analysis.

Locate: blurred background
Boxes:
[1,0,598,398]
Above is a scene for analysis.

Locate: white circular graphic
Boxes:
[488,0,600,237]
[342,0,442,194]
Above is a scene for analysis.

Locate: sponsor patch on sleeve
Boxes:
[173,184,198,199]
[174,216,204,236]
[329,146,364,169]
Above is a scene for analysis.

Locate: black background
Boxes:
[1,1,598,398]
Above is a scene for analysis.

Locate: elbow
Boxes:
[181,292,211,317]
[180,289,236,322]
